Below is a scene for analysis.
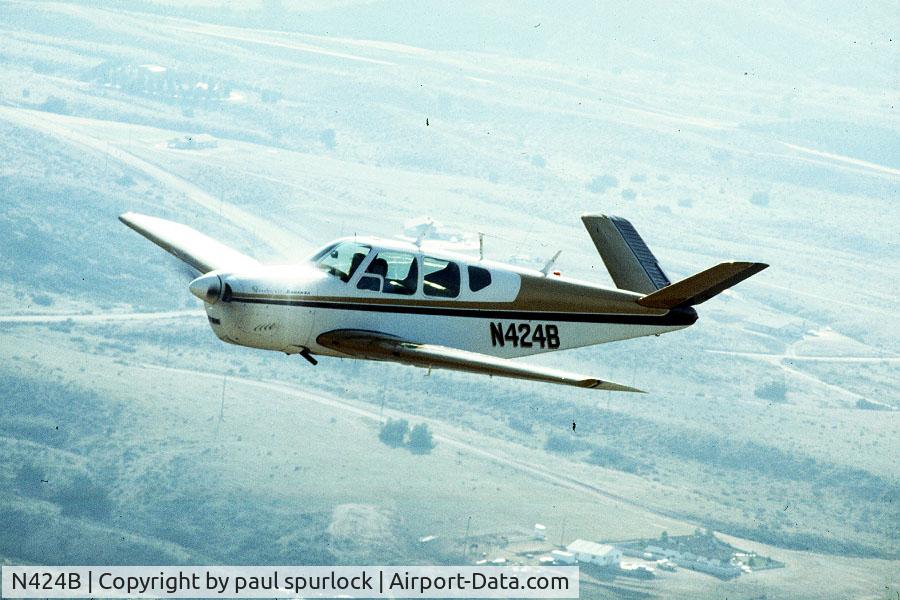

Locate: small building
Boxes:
[167,134,218,150]
[551,550,576,565]
[566,539,622,567]
[620,563,655,578]
[533,523,547,540]
[656,559,677,572]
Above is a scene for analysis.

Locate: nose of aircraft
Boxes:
[189,273,223,304]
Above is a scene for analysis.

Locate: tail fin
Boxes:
[581,214,670,293]
[637,262,768,309]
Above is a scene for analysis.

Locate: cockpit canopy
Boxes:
[313,240,493,299]
[312,241,371,283]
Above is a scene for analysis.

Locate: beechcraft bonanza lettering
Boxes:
[120,212,767,392]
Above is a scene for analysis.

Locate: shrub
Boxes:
[379,418,408,447]
[754,380,787,402]
[407,423,435,454]
[31,293,53,306]
[545,433,583,454]
[750,191,770,206]
[507,415,534,434]
[261,90,282,103]
[320,129,337,150]
[40,96,69,115]
[56,475,112,520]
[15,462,45,496]
[586,446,643,474]
[586,175,619,193]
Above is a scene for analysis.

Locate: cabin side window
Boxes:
[316,242,371,282]
[468,265,492,292]
[423,256,460,298]
[358,250,418,295]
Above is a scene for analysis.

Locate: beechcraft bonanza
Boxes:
[120,212,767,393]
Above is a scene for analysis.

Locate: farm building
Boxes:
[550,550,576,565]
[566,539,622,567]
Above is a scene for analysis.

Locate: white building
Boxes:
[533,523,547,540]
[550,550,576,565]
[566,540,623,567]
[167,134,218,150]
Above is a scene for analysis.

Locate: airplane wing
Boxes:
[119,212,258,274]
[317,330,645,392]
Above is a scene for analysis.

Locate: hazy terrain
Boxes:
[1,1,897,598]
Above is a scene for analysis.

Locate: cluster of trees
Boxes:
[544,433,584,454]
[379,418,435,454]
[39,96,70,115]
[755,379,788,402]
[88,62,233,105]
[15,465,113,520]
[544,433,650,475]
[586,174,619,193]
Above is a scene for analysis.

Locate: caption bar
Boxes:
[2,566,579,598]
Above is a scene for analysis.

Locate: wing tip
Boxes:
[118,211,147,230]
[584,379,647,393]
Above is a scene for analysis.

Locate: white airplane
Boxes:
[120,212,767,392]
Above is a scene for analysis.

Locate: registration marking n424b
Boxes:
[490,322,560,349]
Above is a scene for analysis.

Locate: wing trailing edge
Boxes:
[317,329,644,392]
[119,212,258,274]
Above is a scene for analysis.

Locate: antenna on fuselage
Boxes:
[540,250,562,276]
[414,222,436,247]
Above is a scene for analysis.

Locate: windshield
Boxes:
[315,242,371,282]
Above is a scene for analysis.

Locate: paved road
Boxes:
[0,310,204,324]
[0,105,301,259]
[705,349,900,363]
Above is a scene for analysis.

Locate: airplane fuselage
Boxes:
[196,236,697,360]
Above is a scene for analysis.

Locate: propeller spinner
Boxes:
[189,273,223,304]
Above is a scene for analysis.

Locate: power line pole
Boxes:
[462,515,472,561]
[214,375,226,438]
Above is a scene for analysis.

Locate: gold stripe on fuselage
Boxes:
[235,273,669,317]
